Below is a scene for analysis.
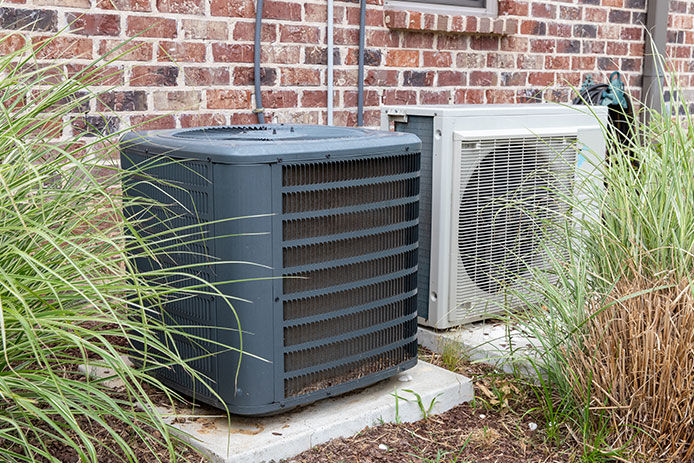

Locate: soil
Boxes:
[285,347,577,463]
[9,332,576,463]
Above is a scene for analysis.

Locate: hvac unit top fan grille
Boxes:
[456,136,576,304]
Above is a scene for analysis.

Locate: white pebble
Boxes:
[397,374,413,382]
[378,444,388,451]
[479,414,486,419]
[528,422,538,431]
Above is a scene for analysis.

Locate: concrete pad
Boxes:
[154,361,473,463]
[417,322,539,375]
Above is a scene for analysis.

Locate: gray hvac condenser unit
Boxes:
[120,125,421,415]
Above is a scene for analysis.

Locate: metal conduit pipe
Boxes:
[254,0,265,124]
[643,0,668,114]
[357,0,366,126]
[327,0,334,125]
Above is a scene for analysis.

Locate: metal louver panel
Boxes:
[455,136,576,318]
[123,153,218,399]
[281,153,420,399]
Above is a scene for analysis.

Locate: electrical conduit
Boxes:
[254,0,265,124]
[357,0,365,126]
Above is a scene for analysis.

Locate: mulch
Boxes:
[8,328,577,463]
[285,347,576,463]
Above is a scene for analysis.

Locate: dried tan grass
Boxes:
[570,277,694,461]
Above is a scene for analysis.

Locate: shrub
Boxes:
[510,82,694,461]
[0,34,234,462]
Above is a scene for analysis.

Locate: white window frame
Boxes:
[384,0,497,18]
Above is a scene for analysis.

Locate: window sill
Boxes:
[383,7,515,36]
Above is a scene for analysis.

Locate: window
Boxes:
[384,0,497,17]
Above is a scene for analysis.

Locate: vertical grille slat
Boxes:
[284,342,418,398]
[281,153,420,398]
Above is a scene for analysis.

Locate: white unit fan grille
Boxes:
[454,135,577,319]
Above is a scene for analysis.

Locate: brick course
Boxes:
[1,0,692,131]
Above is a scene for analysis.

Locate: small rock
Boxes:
[528,422,538,431]
[397,374,413,382]
[479,414,486,419]
[378,444,388,451]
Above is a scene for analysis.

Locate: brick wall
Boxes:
[1,0,692,132]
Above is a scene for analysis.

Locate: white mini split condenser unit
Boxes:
[382,105,608,329]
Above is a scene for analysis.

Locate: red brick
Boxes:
[545,55,570,70]
[344,90,379,107]
[530,38,556,53]
[385,49,419,67]
[153,90,201,111]
[212,43,253,63]
[158,41,206,63]
[33,36,92,59]
[263,1,302,21]
[231,113,260,125]
[127,16,177,38]
[584,41,605,54]
[261,45,300,64]
[131,66,179,86]
[437,71,466,86]
[437,35,467,50]
[184,66,229,86]
[500,36,528,52]
[96,90,147,111]
[422,51,451,67]
[181,113,226,128]
[35,0,89,6]
[367,30,399,48]
[97,0,151,11]
[279,25,320,43]
[469,36,499,51]
[454,89,484,104]
[531,3,555,19]
[67,13,120,36]
[207,89,252,109]
[402,33,434,49]
[232,66,277,86]
[500,71,527,86]
[486,89,515,104]
[157,0,203,14]
[364,69,398,86]
[421,90,450,104]
[334,69,357,87]
[469,71,497,86]
[571,56,596,70]
[281,68,321,86]
[346,6,383,26]
[261,90,298,108]
[129,115,176,130]
[487,53,515,68]
[304,3,327,22]
[383,90,416,105]
[528,72,555,86]
[301,90,327,108]
[233,22,276,42]
[584,8,607,22]
[99,39,153,61]
[211,0,254,17]
[182,19,227,40]
[0,33,26,55]
[67,63,125,86]
[499,0,528,16]
[333,27,359,45]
